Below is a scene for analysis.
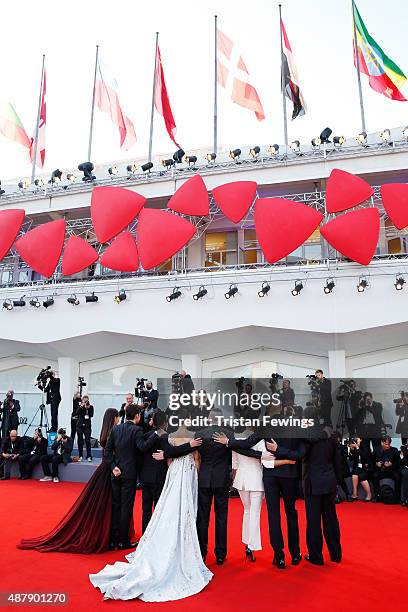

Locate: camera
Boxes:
[57,427,67,439]
[35,366,52,388]
[171,372,183,394]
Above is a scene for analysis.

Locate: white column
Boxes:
[328,350,346,378]
[181,354,202,381]
[57,357,79,430]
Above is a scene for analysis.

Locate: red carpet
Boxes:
[1,480,406,611]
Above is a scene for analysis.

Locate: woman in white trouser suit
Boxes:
[232,434,295,562]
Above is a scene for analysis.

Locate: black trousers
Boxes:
[263,475,300,559]
[110,477,137,545]
[197,486,229,560]
[77,423,92,458]
[50,399,60,432]
[142,481,165,533]
[305,492,341,563]
[372,470,401,498]
[70,418,78,444]
[401,468,408,502]
[3,456,19,477]
[41,454,63,478]
[18,454,41,478]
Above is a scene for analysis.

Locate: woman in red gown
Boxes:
[18,408,130,554]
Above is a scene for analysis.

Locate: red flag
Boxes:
[217,29,265,121]
[154,46,180,147]
[30,68,46,168]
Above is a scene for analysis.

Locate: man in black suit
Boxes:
[105,404,158,550]
[355,392,385,453]
[0,391,21,438]
[18,428,48,480]
[0,430,22,480]
[372,435,400,501]
[315,370,333,427]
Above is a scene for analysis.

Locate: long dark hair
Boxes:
[99,408,119,448]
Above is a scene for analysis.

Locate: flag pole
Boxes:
[351,0,366,133]
[213,14,218,155]
[88,44,99,161]
[148,32,159,163]
[278,5,288,153]
[31,54,45,184]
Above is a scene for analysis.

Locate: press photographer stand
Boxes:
[23,393,50,436]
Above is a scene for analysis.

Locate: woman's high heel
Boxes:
[245,546,256,563]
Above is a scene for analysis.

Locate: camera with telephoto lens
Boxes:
[235,376,245,393]
[172,372,183,394]
[35,366,52,387]
[57,427,68,440]
[269,373,283,393]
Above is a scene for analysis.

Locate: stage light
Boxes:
[13,298,26,307]
[380,129,391,142]
[67,173,77,183]
[356,131,367,145]
[166,287,182,302]
[229,149,241,160]
[67,294,80,306]
[205,152,217,162]
[395,275,405,291]
[127,163,138,174]
[114,289,127,304]
[291,280,303,296]
[108,166,118,176]
[268,144,279,155]
[173,149,185,163]
[333,135,345,147]
[161,158,175,168]
[224,284,238,299]
[357,276,368,293]
[0,181,4,196]
[141,162,153,172]
[320,127,332,143]
[78,162,96,182]
[290,140,300,152]
[43,297,54,308]
[49,169,63,184]
[29,298,41,308]
[18,179,29,190]
[185,155,197,166]
[258,281,270,297]
[2,300,13,310]
[34,178,44,187]
[249,146,260,158]
[193,285,208,300]
[85,292,98,303]
[311,137,321,147]
[403,126,408,140]
[323,278,335,294]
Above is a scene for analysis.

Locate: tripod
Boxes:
[336,399,348,439]
[24,392,50,437]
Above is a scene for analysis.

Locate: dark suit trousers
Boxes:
[197,486,229,559]
[142,481,165,533]
[305,492,341,563]
[50,399,60,432]
[110,477,137,545]
[264,475,300,559]
[19,454,41,478]
[41,454,63,478]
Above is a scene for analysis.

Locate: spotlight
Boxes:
[18,179,29,190]
[114,289,127,304]
[380,128,391,143]
[224,284,238,299]
[291,280,303,296]
[229,149,241,160]
[67,173,77,183]
[67,294,80,306]
[78,162,96,182]
[333,135,345,147]
[356,131,367,145]
[205,152,217,162]
[49,169,63,184]
[193,285,208,300]
[108,166,118,176]
[323,278,335,294]
[249,146,260,158]
[29,298,41,308]
[161,158,175,168]
[0,181,4,196]
[395,275,405,291]
[127,163,137,174]
[268,144,279,155]
[13,298,26,307]
[85,292,98,303]
[357,276,368,293]
[173,149,185,163]
[185,155,197,166]
[43,297,54,308]
[311,137,321,147]
[320,127,332,143]
[34,178,44,187]
[290,140,300,152]
[2,300,13,310]
[141,162,153,172]
[403,126,408,140]
[166,287,182,302]
[258,281,270,297]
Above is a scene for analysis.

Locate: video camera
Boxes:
[35,366,53,388]
[235,376,246,393]
[269,373,283,393]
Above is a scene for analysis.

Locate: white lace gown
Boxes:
[89,452,213,602]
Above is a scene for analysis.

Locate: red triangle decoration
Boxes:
[326,169,373,213]
[320,208,380,265]
[212,181,257,223]
[137,209,196,270]
[91,186,146,243]
[255,198,323,263]
[100,231,139,272]
[15,219,66,278]
[62,236,99,276]
[380,183,408,230]
[167,174,209,216]
[0,209,25,261]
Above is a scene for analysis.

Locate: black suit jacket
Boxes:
[195,426,233,488]
[1,436,23,455]
[140,433,193,485]
[319,378,333,409]
[302,438,342,496]
[105,420,158,480]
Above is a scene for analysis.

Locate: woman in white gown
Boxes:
[89,428,213,602]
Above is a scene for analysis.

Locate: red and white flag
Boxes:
[29,68,46,168]
[95,58,137,150]
[154,46,180,147]
[217,28,265,121]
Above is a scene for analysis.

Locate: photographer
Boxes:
[0,390,21,438]
[348,437,372,501]
[40,428,73,483]
[355,392,385,452]
[18,428,48,480]
[172,370,195,395]
[37,368,61,432]
[336,380,362,436]
[76,395,94,462]
[0,429,22,480]
[315,370,333,426]
[70,392,81,444]
[395,391,408,445]
[119,393,134,424]
[372,435,400,503]
[280,379,295,416]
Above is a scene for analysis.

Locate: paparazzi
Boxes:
[40,428,73,483]
[176,370,195,395]
[0,430,22,480]
[0,390,21,438]
[336,380,362,436]
[119,393,134,424]
[70,392,81,443]
[18,428,48,480]
[372,435,400,502]
[395,391,408,445]
[76,395,94,461]
[280,380,295,415]
[141,382,159,431]
[355,392,385,453]
[37,369,61,432]
[315,370,333,426]
[348,437,372,501]
[332,431,351,502]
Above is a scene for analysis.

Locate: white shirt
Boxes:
[232,438,265,492]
